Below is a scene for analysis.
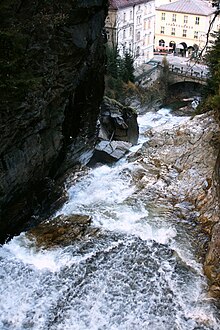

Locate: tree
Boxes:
[120,51,135,83]
[202,30,220,111]
[106,45,119,79]
[159,56,170,92]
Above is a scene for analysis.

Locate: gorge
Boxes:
[1,0,220,328]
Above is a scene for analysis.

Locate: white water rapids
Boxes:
[0,109,219,330]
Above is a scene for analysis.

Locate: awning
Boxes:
[156,46,173,50]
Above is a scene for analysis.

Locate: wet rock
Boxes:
[93,140,132,163]
[27,214,99,249]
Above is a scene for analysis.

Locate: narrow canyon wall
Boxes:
[0,0,108,242]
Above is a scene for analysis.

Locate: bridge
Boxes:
[135,60,208,87]
[168,64,208,85]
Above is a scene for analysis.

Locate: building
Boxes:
[105,0,155,67]
[155,0,177,8]
[154,0,219,57]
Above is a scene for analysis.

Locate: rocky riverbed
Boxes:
[28,109,220,300]
[128,110,220,299]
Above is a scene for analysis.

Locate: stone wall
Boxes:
[0,0,108,242]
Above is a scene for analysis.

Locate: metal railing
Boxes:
[169,64,208,80]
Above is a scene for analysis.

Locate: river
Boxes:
[0,108,219,330]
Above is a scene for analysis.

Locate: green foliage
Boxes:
[105,76,123,100]
[120,52,135,83]
[106,46,119,79]
[105,45,135,101]
[106,46,134,83]
[202,30,220,112]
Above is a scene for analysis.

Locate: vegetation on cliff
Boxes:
[105,46,136,101]
[202,30,220,113]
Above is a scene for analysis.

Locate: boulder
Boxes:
[27,214,99,249]
[99,96,139,145]
[93,140,132,163]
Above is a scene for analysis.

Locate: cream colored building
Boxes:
[155,0,218,57]
[105,0,155,67]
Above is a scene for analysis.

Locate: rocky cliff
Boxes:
[0,0,108,242]
[128,111,220,299]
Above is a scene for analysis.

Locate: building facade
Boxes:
[155,0,219,57]
[106,0,155,67]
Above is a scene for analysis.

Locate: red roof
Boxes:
[109,0,147,10]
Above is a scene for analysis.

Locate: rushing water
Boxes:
[0,109,219,330]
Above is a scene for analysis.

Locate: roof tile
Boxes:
[109,0,148,10]
[157,0,215,16]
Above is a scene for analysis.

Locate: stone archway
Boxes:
[176,42,187,57]
[187,46,194,57]
[187,44,199,58]
[169,41,176,52]
[159,39,165,47]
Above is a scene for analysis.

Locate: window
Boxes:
[130,10,133,20]
[184,15,188,24]
[161,26,165,34]
[137,16,141,24]
[161,12,166,20]
[129,43,132,51]
[182,29,187,37]
[123,29,126,39]
[159,39,165,46]
[148,19,151,29]
[138,5,141,11]
[123,12,126,22]
[195,16,200,25]
[194,31,198,39]
[171,27,175,35]
[136,46,140,56]
[129,26,132,37]
[172,14,176,22]
[137,31,141,41]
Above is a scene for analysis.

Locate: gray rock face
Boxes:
[130,112,219,223]
[128,111,220,297]
[0,0,108,242]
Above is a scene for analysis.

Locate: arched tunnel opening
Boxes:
[168,81,205,99]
